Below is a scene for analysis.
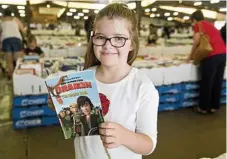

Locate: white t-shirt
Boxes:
[74,66,159,159]
[0,18,22,41]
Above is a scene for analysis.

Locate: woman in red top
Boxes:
[188,10,226,114]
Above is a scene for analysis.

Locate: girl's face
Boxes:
[93,17,133,67]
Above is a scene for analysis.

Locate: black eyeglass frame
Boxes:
[92,35,129,48]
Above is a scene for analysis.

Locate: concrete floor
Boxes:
[0,74,226,159]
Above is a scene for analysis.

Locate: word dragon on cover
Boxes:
[56,81,92,94]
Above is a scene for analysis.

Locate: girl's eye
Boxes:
[95,36,105,40]
[114,37,124,41]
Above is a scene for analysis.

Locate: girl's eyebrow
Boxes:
[95,33,128,37]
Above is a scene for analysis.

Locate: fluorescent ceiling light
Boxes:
[219,8,227,12]
[152,8,157,12]
[145,8,150,12]
[167,17,173,21]
[82,9,89,13]
[141,0,156,7]
[53,1,67,7]
[2,5,8,9]
[30,0,46,5]
[94,10,99,14]
[210,0,220,4]
[84,16,88,20]
[69,9,76,12]
[159,6,218,19]
[156,14,160,17]
[78,13,84,16]
[127,2,136,9]
[183,16,190,20]
[19,10,25,14]
[66,12,73,16]
[57,8,65,18]
[17,6,25,9]
[68,2,106,10]
[20,13,25,17]
[194,2,202,6]
[0,0,45,5]
[74,15,80,19]
[164,12,170,16]
[150,13,155,18]
[173,12,179,16]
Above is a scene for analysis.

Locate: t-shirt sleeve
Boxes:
[37,47,44,55]
[136,82,159,154]
[194,24,199,33]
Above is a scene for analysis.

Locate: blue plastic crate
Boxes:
[160,94,181,103]
[221,88,226,97]
[13,116,59,129]
[156,84,182,95]
[220,97,226,104]
[180,91,199,100]
[180,99,198,108]
[222,80,226,88]
[158,102,180,112]
[12,105,56,120]
[181,82,199,91]
[14,94,48,107]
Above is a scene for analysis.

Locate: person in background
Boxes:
[0,8,26,79]
[163,25,170,39]
[187,10,226,114]
[147,24,158,45]
[220,23,226,44]
[24,35,44,57]
[84,13,96,42]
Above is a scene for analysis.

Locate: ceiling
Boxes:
[0,0,226,24]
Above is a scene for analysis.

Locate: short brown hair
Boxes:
[84,3,139,69]
[28,35,37,43]
[191,10,204,22]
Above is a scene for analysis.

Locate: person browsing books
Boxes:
[48,3,159,159]
[24,35,44,57]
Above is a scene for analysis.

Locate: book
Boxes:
[45,70,104,139]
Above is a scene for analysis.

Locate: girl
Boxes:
[24,35,44,58]
[49,3,159,159]
[77,3,159,159]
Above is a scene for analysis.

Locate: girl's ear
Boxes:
[129,44,133,51]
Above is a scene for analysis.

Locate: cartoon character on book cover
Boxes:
[45,71,104,139]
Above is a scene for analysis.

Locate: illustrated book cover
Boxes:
[45,70,105,139]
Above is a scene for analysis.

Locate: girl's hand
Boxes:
[48,95,55,111]
[99,122,127,149]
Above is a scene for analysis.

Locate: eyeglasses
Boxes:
[92,35,129,48]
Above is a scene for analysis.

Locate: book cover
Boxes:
[45,70,104,139]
